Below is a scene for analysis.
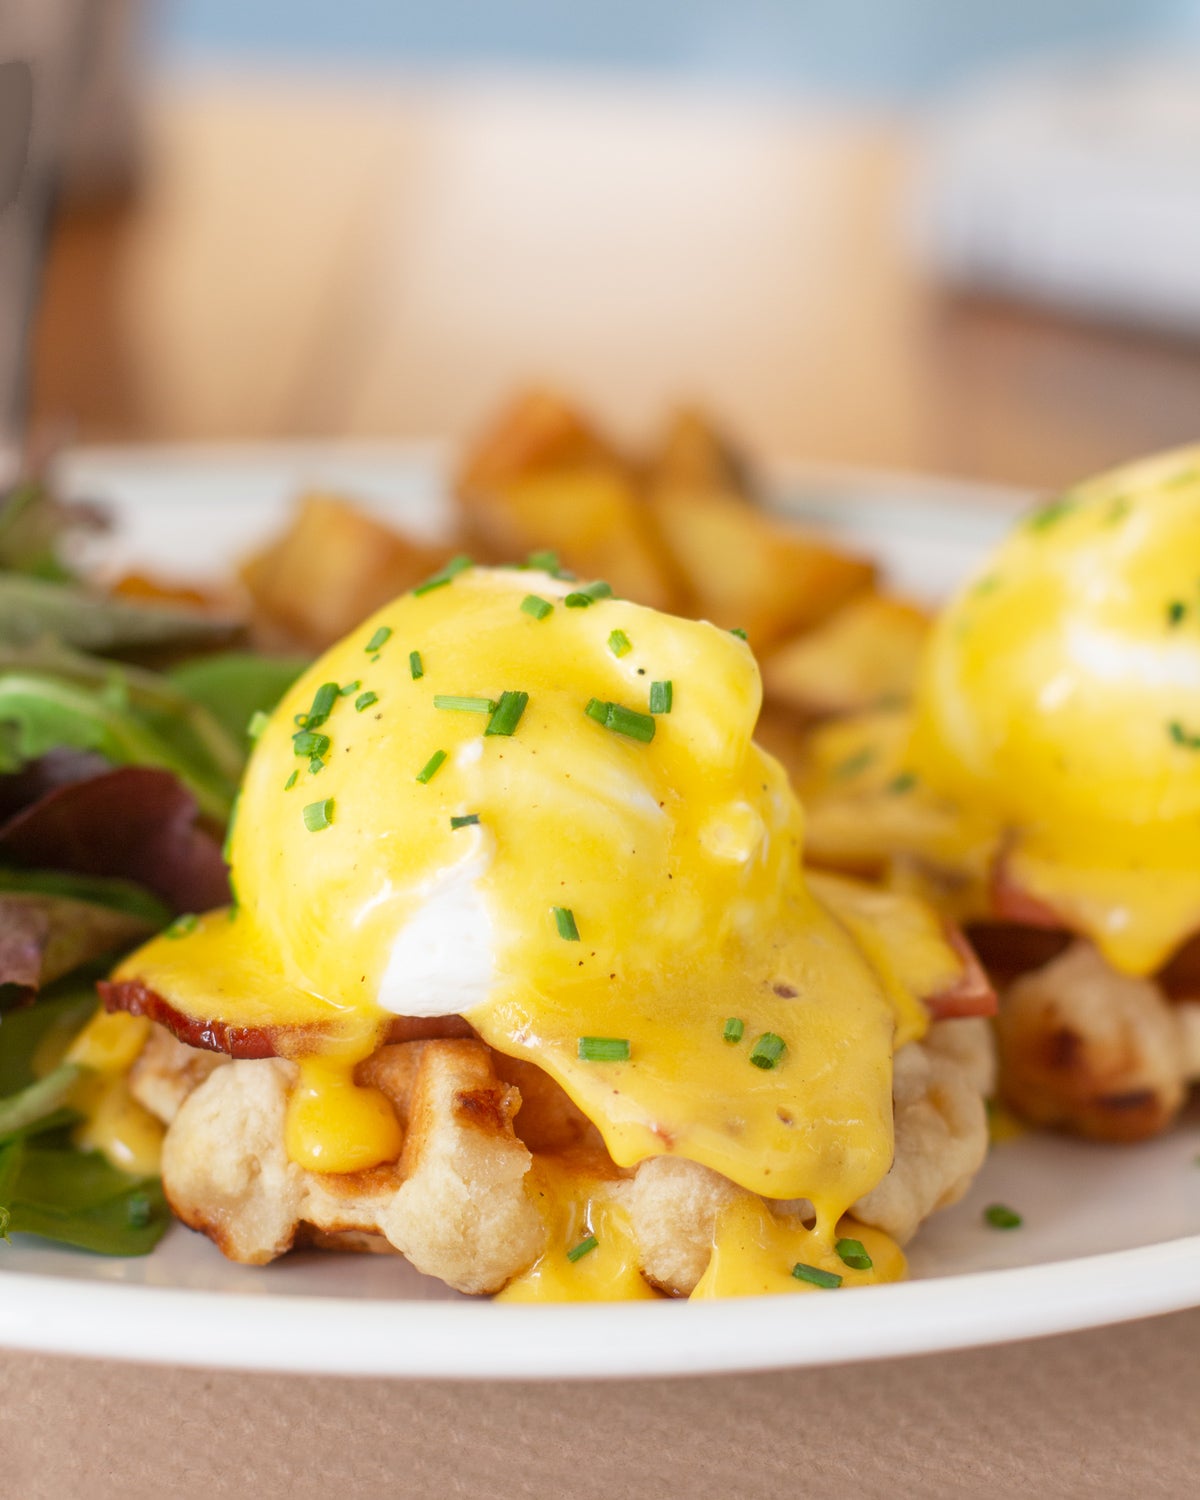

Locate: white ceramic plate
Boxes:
[2,442,1198,1379]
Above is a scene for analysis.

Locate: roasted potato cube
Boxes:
[649,483,875,650]
[240,493,454,650]
[457,388,610,494]
[761,592,930,718]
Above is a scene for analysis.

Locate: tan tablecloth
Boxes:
[3,1308,1197,1499]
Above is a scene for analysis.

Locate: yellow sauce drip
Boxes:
[284,1057,403,1173]
[115,568,974,1233]
[691,1198,905,1299]
[497,1157,659,1302]
[65,1009,164,1176]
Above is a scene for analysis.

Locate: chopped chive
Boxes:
[578,1036,630,1062]
[165,913,199,939]
[1167,600,1187,627]
[583,699,656,743]
[792,1263,842,1290]
[566,1234,598,1263]
[723,1017,745,1044]
[608,629,632,658]
[565,580,613,608]
[294,713,309,728]
[414,554,472,596]
[355,691,379,712]
[409,650,424,680]
[416,749,447,784]
[305,681,340,728]
[729,627,748,641]
[887,771,917,794]
[434,695,497,714]
[293,730,331,759]
[553,906,581,941]
[833,747,874,779]
[524,549,562,573]
[365,625,393,653]
[247,710,270,741]
[485,690,529,737]
[835,1237,873,1271]
[284,769,298,791]
[303,798,334,832]
[749,1032,786,1070]
[649,680,673,714]
[1168,720,1200,750]
[1027,496,1075,531]
[308,757,325,775]
[339,680,361,696]
[984,1203,1022,1230]
[450,813,480,830]
[521,594,554,620]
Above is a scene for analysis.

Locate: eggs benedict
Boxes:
[797,445,1200,1141]
[92,559,995,1297]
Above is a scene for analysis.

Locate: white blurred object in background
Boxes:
[916,52,1200,333]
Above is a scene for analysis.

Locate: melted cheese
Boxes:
[909,445,1200,975]
[115,565,976,1263]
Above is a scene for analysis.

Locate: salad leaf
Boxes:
[0,886,165,1011]
[0,571,240,657]
[0,481,106,582]
[169,651,307,745]
[0,1063,82,1141]
[0,1139,169,1255]
[0,766,230,915]
[0,980,98,1096]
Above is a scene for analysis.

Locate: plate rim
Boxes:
[5,438,1194,1377]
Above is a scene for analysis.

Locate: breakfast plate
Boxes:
[0,441,1198,1378]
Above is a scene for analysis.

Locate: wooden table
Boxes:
[14,72,1200,1499]
[29,72,1200,487]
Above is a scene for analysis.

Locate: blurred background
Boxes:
[9,0,1200,485]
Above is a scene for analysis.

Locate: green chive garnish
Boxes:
[434,695,497,714]
[414,555,472,596]
[521,594,553,620]
[410,650,424,680]
[293,730,331,759]
[284,770,298,790]
[723,1017,745,1044]
[984,1203,1022,1230]
[304,681,339,728]
[309,757,325,775]
[1027,496,1075,531]
[833,747,874,779]
[355,691,379,712]
[649,680,673,714]
[303,798,334,832]
[792,1263,842,1289]
[165,913,199,939]
[749,1033,786,1070]
[1167,601,1187,627]
[887,771,917,794]
[365,625,393,653]
[835,1237,873,1271]
[583,699,656,742]
[729,627,748,641]
[553,906,581,941]
[565,580,613,608]
[450,813,480,830]
[524,549,566,576]
[339,680,361,696]
[1168,720,1200,750]
[578,1037,630,1062]
[485,690,529,737]
[608,629,632,658]
[416,749,447,784]
[566,1235,598,1263]
[247,710,270,741]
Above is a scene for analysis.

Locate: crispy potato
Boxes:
[648,482,875,651]
[456,388,610,494]
[651,407,748,494]
[462,464,684,612]
[240,492,455,651]
[762,591,929,719]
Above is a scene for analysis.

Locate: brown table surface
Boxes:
[14,73,1200,1496]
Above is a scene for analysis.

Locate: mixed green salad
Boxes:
[0,481,304,1255]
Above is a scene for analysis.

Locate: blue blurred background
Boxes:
[160,0,1199,95]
